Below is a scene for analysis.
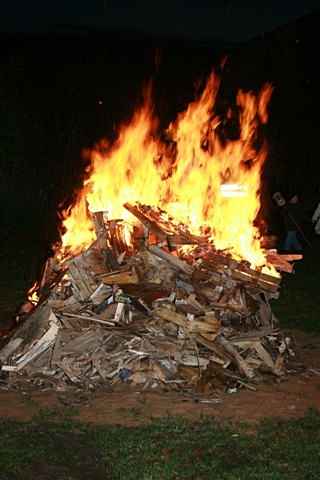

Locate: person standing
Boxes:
[282,195,303,252]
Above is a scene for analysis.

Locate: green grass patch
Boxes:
[1,409,320,479]
[272,241,320,332]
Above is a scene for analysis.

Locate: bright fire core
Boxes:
[59,72,275,274]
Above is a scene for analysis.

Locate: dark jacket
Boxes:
[282,203,303,231]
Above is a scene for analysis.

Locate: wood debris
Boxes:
[0,203,302,395]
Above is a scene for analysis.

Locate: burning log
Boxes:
[266,251,303,273]
[124,202,206,246]
[124,202,170,243]
[106,220,129,259]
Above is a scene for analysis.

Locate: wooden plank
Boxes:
[2,312,59,372]
[215,335,255,379]
[252,342,276,372]
[194,335,232,367]
[148,245,194,275]
[1,303,53,359]
[0,338,24,363]
[61,312,115,327]
[91,211,108,250]
[154,306,188,329]
[100,267,139,285]
[124,202,168,241]
[68,255,97,301]
[266,251,303,273]
[229,328,275,342]
[124,202,206,246]
[106,220,129,258]
[197,250,281,292]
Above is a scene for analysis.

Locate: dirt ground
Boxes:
[1,330,320,426]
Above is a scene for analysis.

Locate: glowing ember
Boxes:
[27,282,40,305]
[58,72,276,274]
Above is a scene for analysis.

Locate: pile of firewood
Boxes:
[0,203,301,394]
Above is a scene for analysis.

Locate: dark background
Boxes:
[0,6,319,325]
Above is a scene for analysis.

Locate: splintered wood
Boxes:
[0,203,302,396]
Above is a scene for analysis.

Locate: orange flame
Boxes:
[59,192,96,258]
[27,281,40,305]
[58,72,275,274]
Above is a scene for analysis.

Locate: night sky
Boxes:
[1,0,319,41]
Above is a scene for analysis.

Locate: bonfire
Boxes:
[0,72,302,395]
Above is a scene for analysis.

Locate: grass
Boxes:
[1,409,320,479]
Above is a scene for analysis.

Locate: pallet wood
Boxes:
[215,335,255,379]
[61,312,115,327]
[124,202,206,246]
[2,311,59,372]
[266,251,303,273]
[0,202,299,393]
[197,251,281,293]
[154,306,220,336]
[148,245,194,275]
[100,267,139,285]
[68,255,97,301]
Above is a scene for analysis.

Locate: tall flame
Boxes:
[59,72,274,272]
